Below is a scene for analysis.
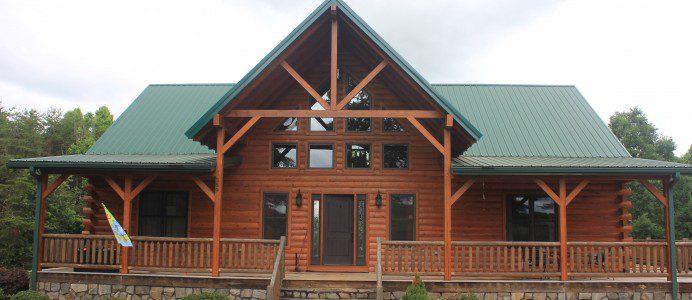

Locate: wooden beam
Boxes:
[222,116,261,153]
[121,175,133,275]
[443,116,452,281]
[192,177,215,202]
[226,109,444,118]
[534,179,562,206]
[212,125,225,277]
[565,179,590,206]
[280,61,330,110]
[330,4,338,110]
[103,176,125,200]
[336,61,387,110]
[639,179,667,206]
[558,178,568,281]
[406,116,444,154]
[41,174,68,200]
[128,175,156,201]
[450,179,476,205]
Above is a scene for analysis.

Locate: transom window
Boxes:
[390,194,415,241]
[346,143,371,169]
[138,191,188,237]
[272,143,298,168]
[383,144,409,169]
[310,90,334,132]
[345,74,371,132]
[507,195,558,242]
[262,193,288,240]
[309,144,334,168]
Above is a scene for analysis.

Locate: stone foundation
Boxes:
[37,281,267,300]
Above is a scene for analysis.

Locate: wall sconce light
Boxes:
[375,191,383,208]
[295,189,303,208]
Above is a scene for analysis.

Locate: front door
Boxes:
[323,194,354,265]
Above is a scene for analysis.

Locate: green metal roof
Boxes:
[89,84,233,155]
[6,154,214,171]
[434,84,631,158]
[453,156,692,175]
[184,0,482,141]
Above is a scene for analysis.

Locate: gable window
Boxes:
[345,74,371,132]
[309,144,334,168]
[507,195,558,242]
[138,191,188,237]
[346,143,371,169]
[383,118,405,132]
[390,194,415,241]
[383,144,409,169]
[275,117,298,131]
[310,90,334,132]
[272,143,298,168]
[263,193,288,240]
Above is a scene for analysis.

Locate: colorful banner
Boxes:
[102,203,132,247]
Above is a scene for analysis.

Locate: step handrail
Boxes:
[266,236,286,300]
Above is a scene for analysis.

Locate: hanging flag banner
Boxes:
[102,203,133,247]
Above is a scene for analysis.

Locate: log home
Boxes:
[8,0,692,299]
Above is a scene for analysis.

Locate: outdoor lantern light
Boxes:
[295,190,303,207]
[375,191,383,207]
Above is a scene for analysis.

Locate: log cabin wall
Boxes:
[83,48,628,272]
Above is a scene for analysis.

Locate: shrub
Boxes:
[9,291,48,300]
[402,274,430,300]
[0,268,29,296]
[180,292,229,300]
[0,288,5,300]
[458,293,479,300]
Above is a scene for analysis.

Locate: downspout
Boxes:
[668,172,680,300]
[29,167,42,291]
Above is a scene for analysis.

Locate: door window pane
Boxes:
[138,191,188,237]
[383,144,408,169]
[272,143,297,168]
[275,117,298,131]
[309,91,334,131]
[311,195,321,265]
[383,118,405,132]
[263,193,288,240]
[390,194,415,241]
[507,195,558,242]
[345,74,371,132]
[309,144,333,168]
[356,194,366,265]
[346,144,371,169]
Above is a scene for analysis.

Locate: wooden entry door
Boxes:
[323,194,354,265]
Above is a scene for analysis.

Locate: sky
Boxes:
[0,0,690,155]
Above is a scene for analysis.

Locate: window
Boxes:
[272,143,297,168]
[263,193,288,240]
[383,144,409,169]
[275,117,298,131]
[390,194,415,241]
[311,194,321,265]
[507,195,558,242]
[383,118,404,132]
[346,143,371,169]
[138,191,188,237]
[309,90,334,132]
[345,74,371,132]
[309,144,333,168]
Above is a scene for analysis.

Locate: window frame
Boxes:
[261,192,289,240]
[382,143,410,170]
[389,193,417,241]
[345,143,372,169]
[308,143,335,169]
[137,190,190,238]
[271,142,299,169]
[505,194,559,242]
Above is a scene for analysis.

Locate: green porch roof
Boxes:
[184,0,482,142]
[7,83,691,175]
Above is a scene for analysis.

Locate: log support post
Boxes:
[443,115,453,280]
[535,178,589,281]
[212,115,225,277]
[30,170,68,290]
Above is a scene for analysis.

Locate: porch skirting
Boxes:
[37,270,691,300]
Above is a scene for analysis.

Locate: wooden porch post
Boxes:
[121,176,133,274]
[443,115,453,280]
[212,116,225,277]
[558,179,568,281]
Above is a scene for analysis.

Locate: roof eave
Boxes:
[452,166,692,176]
[6,160,214,173]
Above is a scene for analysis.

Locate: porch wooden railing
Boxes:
[219,238,281,273]
[676,241,692,276]
[41,234,120,269]
[380,240,445,275]
[266,236,286,300]
[452,241,561,278]
[129,236,213,272]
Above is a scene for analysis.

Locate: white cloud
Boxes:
[0,0,689,155]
